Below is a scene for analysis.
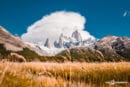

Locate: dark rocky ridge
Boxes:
[58,35,130,62]
[95,36,130,60]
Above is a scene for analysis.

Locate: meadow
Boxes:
[0,62,130,87]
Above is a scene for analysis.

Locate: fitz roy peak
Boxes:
[27,30,96,55]
[43,30,95,48]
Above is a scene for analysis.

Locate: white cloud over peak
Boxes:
[21,11,95,45]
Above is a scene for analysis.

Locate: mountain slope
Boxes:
[0,26,41,61]
[0,26,27,51]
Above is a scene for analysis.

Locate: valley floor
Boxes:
[0,62,130,87]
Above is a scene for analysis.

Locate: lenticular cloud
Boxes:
[21,11,95,45]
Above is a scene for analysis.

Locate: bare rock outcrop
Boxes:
[10,53,26,62]
[44,38,51,48]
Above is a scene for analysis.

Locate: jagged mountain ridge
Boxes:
[43,30,95,48]
[29,30,96,55]
[0,26,130,62]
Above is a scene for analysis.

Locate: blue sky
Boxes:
[0,0,130,38]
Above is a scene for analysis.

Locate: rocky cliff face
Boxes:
[44,38,51,48]
[58,33,64,48]
[72,30,82,42]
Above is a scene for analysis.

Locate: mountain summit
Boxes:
[28,30,96,55]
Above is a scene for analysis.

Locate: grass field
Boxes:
[0,62,130,87]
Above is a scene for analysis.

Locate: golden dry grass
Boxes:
[0,62,129,87]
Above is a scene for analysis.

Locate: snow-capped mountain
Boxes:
[27,30,96,55]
